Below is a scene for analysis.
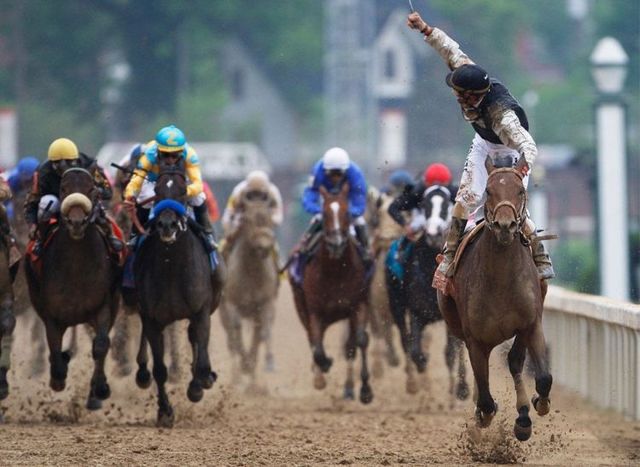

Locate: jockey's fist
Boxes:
[407,12,432,35]
[123,196,136,214]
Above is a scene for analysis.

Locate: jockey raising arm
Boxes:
[122,125,216,251]
[407,11,554,282]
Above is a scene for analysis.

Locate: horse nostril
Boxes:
[509,221,517,232]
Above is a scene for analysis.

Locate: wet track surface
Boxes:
[1,284,638,465]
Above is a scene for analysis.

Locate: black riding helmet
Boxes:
[445,64,490,94]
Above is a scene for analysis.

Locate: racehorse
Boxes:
[219,196,279,383]
[365,189,400,378]
[290,184,373,404]
[0,206,15,404]
[437,156,552,441]
[24,167,121,410]
[132,158,223,427]
[386,185,468,400]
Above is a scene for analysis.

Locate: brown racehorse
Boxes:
[437,156,552,441]
[290,184,373,404]
[25,167,121,411]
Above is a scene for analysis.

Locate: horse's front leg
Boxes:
[343,322,356,400]
[409,313,428,373]
[308,311,332,373]
[262,300,276,373]
[354,303,373,404]
[167,323,182,383]
[44,318,69,392]
[467,338,496,427]
[143,316,173,427]
[526,320,553,417]
[30,314,47,377]
[445,333,469,406]
[0,303,15,400]
[135,325,152,389]
[186,310,216,403]
[87,305,114,410]
[111,310,133,377]
[508,334,532,441]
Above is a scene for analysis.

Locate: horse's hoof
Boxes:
[94,381,111,400]
[475,406,497,428]
[136,367,152,389]
[343,385,355,400]
[359,385,374,405]
[412,353,427,373]
[187,381,204,403]
[86,396,102,411]
[200,371,217,390]
[514,406,532,441]
[532,395,550,416]
[406,378,419,395]
[313,373,326,390]
[313,354,333,373]
[456,381,470,400]
[50,379,65,392]
[157,408,175,428]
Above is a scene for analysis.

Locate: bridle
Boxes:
[483,167,527,231]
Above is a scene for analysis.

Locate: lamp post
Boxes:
[590,37,629,301]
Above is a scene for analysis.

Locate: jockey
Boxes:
[222,170,282,240]
[300,147,370,260]
[407,11,554,282]
[6,156,39,219]
[221,170,282,263]
[24,138,121,253]
[123,125,216,251]
[114,143,147,203]
[385,169,414,198]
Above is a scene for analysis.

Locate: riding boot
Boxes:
[435,216,466,280]
[193,204,217,253]
[354,224,373,265]
[298,217,323,258]
[531,238,555,280]
[95,206,123,253]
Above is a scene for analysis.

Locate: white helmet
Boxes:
[322,147,350,171]
[245,170,270,191]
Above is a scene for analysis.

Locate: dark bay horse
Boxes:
[133,159,223,427]
[386,185,468,400]
[290,184,373,404]
[25,167,120,410]
[438,156,552,441]
[0,207,16,404]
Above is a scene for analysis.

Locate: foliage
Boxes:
[553,239,599,295]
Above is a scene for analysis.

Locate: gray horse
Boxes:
[220,200,279,383]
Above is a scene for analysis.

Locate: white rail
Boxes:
[543,285,640,420]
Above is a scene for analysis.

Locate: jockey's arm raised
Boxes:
[490,106,537,171]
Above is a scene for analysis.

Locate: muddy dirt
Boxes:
[0,284,638,465]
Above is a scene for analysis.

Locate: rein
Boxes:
[483,168,527,229]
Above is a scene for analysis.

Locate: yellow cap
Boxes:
[48,138,79,161]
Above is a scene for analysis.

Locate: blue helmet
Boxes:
[17,156,40,176]
[155,125,186,153]
[388,170,413,189]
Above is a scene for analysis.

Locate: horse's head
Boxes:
[484,156,527,246]
[320,183,350,258]
[153,158,188,244]
[419,185,452,249]
[242,202,276,258]
[59,167,97,240]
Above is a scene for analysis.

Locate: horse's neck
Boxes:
[474,230,530,278]
[235,233,273,270]
[318,239,359,271]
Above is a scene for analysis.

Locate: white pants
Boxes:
[138,179,206,208]
[456,134,530,218]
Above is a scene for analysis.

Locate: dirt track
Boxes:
[1,284,638,465]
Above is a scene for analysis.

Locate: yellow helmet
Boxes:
[48,138,79,161]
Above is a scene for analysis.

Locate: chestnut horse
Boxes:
[132,159,223,427]
[437,156,552,441]
[25,167,120,410]
[290,184,373,404]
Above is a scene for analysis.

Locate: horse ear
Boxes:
[319,185,328,198]
[484,156,495,174]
